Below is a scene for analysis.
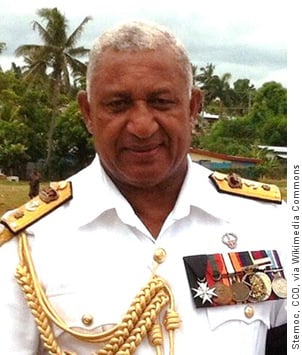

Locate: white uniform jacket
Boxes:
[0,156,287,355]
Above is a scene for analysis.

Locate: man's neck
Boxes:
[113,174,186,238]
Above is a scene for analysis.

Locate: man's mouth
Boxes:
[125,143,162,159]
[128,144,160,152]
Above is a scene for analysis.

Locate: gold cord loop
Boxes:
[15,232,180,354]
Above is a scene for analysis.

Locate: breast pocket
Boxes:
[204,302,275,355]
[46,290,122,340]
[206,301,271,330]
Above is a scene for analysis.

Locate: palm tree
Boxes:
[0,42,6,54]
[195,63,232,115]
[15,8,91,176]
[0,42,6,71]
[195,63,218,106]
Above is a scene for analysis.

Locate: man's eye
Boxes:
[150,98,175,110]
[106,99,131,112]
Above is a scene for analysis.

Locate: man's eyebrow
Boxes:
[103,90,131,98]
[102,88,174,99]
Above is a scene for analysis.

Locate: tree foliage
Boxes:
[52,100,94,179]
[15,7,91,176]
[193,64,286,165]
[0,68,92,179]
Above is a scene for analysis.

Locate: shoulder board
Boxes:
[0,181,72,247]
[209,172,282,204]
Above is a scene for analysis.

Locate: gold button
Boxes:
[153,248,167,264]
[244,305,254,319]
[81,314,94,326]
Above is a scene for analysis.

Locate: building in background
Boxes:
[189,147,262,170]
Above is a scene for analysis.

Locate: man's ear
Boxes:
[189,87,202,125]
[77,90,93,134]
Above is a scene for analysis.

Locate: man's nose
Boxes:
[126,101,159,138]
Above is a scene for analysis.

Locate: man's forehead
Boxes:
[102,87,176,97]
[88,46,190,96]
[97,46,180,67]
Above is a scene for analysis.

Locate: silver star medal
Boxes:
[192,280,217,304]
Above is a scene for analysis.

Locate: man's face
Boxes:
[78,47,201,189]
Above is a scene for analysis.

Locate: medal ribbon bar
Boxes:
[183,249,287,308]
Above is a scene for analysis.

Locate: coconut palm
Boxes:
[0,42,6,54]
[15,8,91,176]
[195,63,232,116]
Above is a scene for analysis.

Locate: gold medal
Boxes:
[213,282,233,305]
[231,281,250,302]
[244,272,271,302]
[272,276,287,298]
[255,272,272,300]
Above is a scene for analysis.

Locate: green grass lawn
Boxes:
[0,178,287,218]
[0,179,48,216]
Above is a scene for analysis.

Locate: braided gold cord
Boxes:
[148,322,163,355]
[109,290,169,355]
[93,282,170,355]
[18,232,119,343]
[15,232,181,355]
[15,263,64,355]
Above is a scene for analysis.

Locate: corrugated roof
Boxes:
[258,145,287,153]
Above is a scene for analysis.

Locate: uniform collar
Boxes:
[68,156,126,227]
[166,157,232,223]
[70,155,233,229]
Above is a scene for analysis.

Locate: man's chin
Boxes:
[122,175,165,189]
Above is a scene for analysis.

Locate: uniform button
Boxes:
[81,314,94,326]
[244,305,254,319]
[153,248,167,264]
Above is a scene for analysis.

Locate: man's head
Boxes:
[78,21,201,191]
[86,21,193,98]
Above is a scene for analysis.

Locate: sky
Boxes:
[0,0,288,89]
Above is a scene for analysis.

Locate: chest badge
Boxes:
[192,281,217,304]
[222,232,238,249]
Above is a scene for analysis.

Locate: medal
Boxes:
[254,272,272,301]
[231,281,250,302]
[244,272,271,302]
[213,282,233,305]
[272,274,287,298]
[265,250,287,299]
[192,280,217,304]
[223,253,250,302]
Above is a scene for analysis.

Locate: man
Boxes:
[0,21,287,355]
[28,169,41,199]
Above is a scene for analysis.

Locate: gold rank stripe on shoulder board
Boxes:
[0,225,13,247]
[209,172,282,204]
[0,181,72,246]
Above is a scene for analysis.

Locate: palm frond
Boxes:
[67,46,90,57]
[65,55,87,75]
[66,16,92,48]
[15,44,44,57]
[32,21,53,44]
